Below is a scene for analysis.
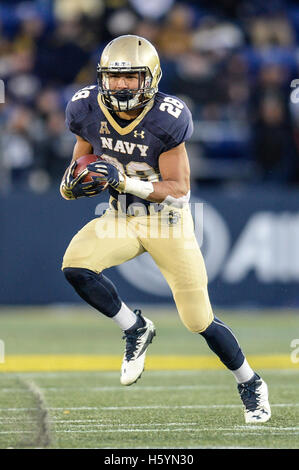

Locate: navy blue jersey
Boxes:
[65,85,193,207]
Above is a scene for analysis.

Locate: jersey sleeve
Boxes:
[65,94,89,139]
[152,95,194,153]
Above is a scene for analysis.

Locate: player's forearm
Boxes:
[149,180,189,203]
[123,177,190,206]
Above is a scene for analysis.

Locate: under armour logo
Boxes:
[134,130,145,139]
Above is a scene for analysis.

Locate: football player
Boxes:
[60,35,271,423]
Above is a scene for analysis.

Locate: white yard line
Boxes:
[53,427,299,434]
[52,421,197,426]
[0,431,34,434]
[1,417,298,432]
[1,384,229,393]
[0,403,298,412]
[0,406,98,412]
[1,427,298,435]
[223,432,299,436]
[98,403,299,411]
[2,369,298,380]
[53,428,221,433]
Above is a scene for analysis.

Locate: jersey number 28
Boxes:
[159,97,184,118]
[71,86,97,101]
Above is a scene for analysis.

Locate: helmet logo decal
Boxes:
[109,61,131,68]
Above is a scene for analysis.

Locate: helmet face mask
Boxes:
[98,68,151,112]
[97,35,162,112]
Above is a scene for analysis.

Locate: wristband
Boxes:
[163,190,190,208]
[124,177,154,199]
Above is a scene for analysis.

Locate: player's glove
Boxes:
[87,161,126,192]
[60,161,105,200]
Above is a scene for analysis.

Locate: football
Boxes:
[74,154,108,188]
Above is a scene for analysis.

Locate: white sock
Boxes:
[112,302,137,331]
[231,358,255,384]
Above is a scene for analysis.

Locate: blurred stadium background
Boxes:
[1,0,299,450]
[1,0,299,307]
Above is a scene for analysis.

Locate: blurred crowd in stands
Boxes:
[0,0,299,193]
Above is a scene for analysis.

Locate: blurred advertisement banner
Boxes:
[1,187,299,307]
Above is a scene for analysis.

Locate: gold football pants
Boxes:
[62,203,214,333]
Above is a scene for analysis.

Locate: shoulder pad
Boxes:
[65,85,97,136]
[151,92,193,151]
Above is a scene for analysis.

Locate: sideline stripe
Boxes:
[0,354,298,372]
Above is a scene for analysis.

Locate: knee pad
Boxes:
[63,267,121,317]
[174,288,214,333]
[63,267,95,287]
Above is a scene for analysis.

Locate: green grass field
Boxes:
[0,306,299,449]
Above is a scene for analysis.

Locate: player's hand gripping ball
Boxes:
[87,160,125,191]
[62,155,108,199]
